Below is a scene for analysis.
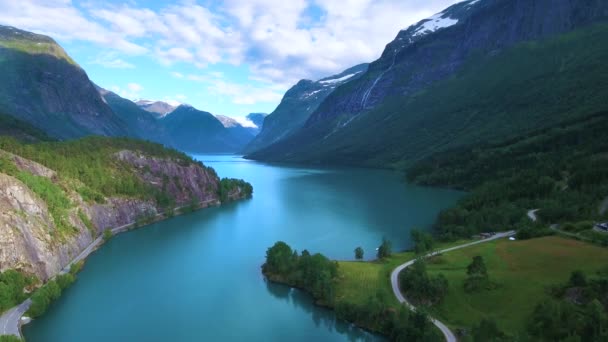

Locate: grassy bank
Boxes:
[424,236,608,335]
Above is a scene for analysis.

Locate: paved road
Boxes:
[527,209,539,222]
[0,299,31,337]
[390,231,516,342]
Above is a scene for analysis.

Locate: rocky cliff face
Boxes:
[243,63,368,154]
[0,148,232,281]
[115,150,219,206]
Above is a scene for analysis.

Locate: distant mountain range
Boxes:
[246,0,608,168]
[0,24,263,153]
[3,0,608,165]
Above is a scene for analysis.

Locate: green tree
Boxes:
[354,246,364,260]
[399,259,448,305]
[464,255,490,292]
[472,318,505,342]
[377,238,392,259]
[103,229,112,242]
[263,241,296,275]
[569,270,587,287]
[410,229,434,254]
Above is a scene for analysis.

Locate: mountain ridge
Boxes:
[243,63,368,154]
[247,0,608,168]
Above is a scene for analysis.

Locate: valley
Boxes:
[1,0,608,341]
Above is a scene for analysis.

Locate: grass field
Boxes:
[425,236,608,335]
[334,239,471,309]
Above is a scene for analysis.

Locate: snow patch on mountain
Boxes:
[413,12,459,37]
[319,71,362,85]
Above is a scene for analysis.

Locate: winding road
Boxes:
[390,231,516,342]
[0,299,31,337]
[527,209,539,222]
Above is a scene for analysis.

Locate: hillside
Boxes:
[0,136,252,281]
[247,0,608,168]
[243,63,368,154]
[406,110,608,240]
[0,25,130,139]
[0,113,53,142]
[160,105,248,153]
[98,88,172,144]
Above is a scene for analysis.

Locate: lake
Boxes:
[23,155,462,341]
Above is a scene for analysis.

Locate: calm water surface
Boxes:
[24,155,462,341]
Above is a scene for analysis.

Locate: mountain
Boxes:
[99,88,171,143]
[216,114,257,146]
[0,112,53,142]
[103,90,254,153]
[247,0,608,168]
[160,105,245,153]
[243,63,368,154]
[0,25,130,139]
[135,100,177,118]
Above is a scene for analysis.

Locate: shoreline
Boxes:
[7,196,248,340]
[262,231,516,342]
[261,272,387,338]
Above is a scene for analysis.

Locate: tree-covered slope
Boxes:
[248,0,608,167]
[0,25,131,139]
[0,112,53,142]
[406,110,608,240]
[0,136,252,280]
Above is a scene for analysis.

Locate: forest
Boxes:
[407,111,608,241]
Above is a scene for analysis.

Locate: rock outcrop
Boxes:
[0,149,240,281]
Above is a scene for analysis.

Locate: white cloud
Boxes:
[0,0,464,103]
[127,83,143,92]
[232,116,258,128]
[207,80,284,105]
[110,83,143,100]
[91,52,135,69]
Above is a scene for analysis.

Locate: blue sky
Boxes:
[0,0,461,120]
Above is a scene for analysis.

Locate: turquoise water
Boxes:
[23,155,462,341]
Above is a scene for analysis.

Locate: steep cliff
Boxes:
[0,137,251,281]
[0,25,131,139]
[248,0,608,168]
[243,64,368,154]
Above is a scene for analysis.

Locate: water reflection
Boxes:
[265,280,383,342]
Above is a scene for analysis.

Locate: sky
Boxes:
[0,0,462,121]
